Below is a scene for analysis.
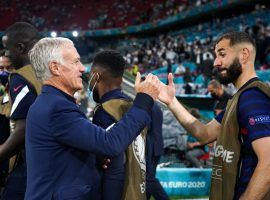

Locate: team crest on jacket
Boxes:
[132,134,146,193]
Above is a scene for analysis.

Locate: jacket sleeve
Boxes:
[52,93,153,157]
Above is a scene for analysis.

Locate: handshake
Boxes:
[134,72,175,106]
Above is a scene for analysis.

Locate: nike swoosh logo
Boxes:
[13,84,23,92]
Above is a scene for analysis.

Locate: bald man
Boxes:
[158,32,270,200]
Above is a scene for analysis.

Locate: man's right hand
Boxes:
[135,72,160,100]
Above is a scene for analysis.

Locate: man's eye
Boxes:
[219,53,225,57]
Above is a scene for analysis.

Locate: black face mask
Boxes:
[211,92,219,100]
[0,71,9,86]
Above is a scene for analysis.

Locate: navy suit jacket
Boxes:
[25,85,153,200]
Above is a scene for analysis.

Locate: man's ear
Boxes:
[96,72,101,82]
[239,47,250,65]
[91,68,101,82]
[49,61,60,76]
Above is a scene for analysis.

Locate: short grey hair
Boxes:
[29,37,74,82]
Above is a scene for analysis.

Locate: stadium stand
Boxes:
[0,0,212,31]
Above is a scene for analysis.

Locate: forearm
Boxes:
[240,162,270,200]
[0,120,25,162]
[168,97,209,143]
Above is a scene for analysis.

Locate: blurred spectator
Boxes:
[201,53,214,87]
[0,56,12,72]
[260,48,270,70]
[174,63,186,76]
[183,67,193,83]
[132,63,139,76]
[0,56,12,87]
[207,80,231,116]
[74,89,89,114]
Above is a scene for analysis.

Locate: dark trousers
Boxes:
[146,156,169,200]
[1,163,26,200]
[102,178,124,200]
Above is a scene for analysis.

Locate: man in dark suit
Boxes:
[25,37,160,200]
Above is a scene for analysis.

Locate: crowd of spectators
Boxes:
[0,0,213,31]
[122,6,270,95]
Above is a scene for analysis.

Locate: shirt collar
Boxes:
[238,77,259,92]
[100,88,130,103]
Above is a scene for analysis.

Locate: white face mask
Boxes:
[88,72,99,101]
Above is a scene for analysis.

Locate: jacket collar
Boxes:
[42,84,76,104]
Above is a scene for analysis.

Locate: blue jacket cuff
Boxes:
[133,93,154,114]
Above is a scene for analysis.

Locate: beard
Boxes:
[217,57,242,85]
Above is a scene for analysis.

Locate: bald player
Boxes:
[158,31,270,200]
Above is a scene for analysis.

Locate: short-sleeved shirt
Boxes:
[9,74,37,120]
[215,86,270,198]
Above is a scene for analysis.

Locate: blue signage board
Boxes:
[156,168,212,197]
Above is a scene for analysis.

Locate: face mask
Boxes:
[211,92,219,100]
[0,71,9,86]
[88,72,100,103]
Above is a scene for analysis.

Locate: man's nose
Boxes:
[80,64,85,73]
[213,58,221,67]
